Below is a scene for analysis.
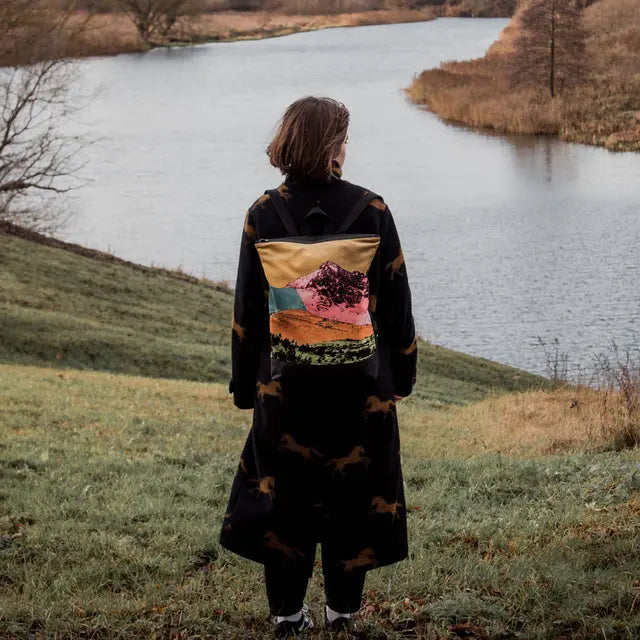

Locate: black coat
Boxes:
[220,167,417,572]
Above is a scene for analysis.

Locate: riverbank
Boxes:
[5,8,437,63]
[406,0,640,152]
[2,223,639,638]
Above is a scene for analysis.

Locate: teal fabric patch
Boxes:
[269,286,306,314]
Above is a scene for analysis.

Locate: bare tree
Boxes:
[510,0,587,97]
[117,0,191,44]
[0,1,87,232]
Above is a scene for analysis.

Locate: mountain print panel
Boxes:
[271,333,376,366]
[269,262,370,325]
[287,262,370,325]
[255,236,380,288]
[255,236,380,367]
[271,309,374,345]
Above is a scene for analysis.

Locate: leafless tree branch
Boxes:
[117,0,191,44]
[0,0,89,233]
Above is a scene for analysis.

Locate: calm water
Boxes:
[64,18,640,376]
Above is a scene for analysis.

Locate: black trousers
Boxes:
[264,543,367,617]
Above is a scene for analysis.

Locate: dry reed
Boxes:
[402,383,640,459]
[406,0,640,151]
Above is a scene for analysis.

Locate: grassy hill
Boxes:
[1,224,639,639]
[0,222,233,383]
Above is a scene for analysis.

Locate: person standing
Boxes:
[220,96,417,637]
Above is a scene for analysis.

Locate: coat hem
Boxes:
[220,534,408,570]
[219,535,268,566]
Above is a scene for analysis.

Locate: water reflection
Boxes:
[506,134,583,190]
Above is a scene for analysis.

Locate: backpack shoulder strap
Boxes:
[267,189,299,236]
[336,191,381,234]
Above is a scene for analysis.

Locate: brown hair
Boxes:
[267,96,349,181]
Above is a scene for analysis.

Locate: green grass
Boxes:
[1,364,638,639]
[0,228,233,383]
[2,225,638,639]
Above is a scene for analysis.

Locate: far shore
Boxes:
[11,8,438,64]
[406,0,640,153]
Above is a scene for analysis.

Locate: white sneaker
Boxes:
[324,605,352,633]
[273,604,314,638]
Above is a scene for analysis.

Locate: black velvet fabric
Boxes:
[220,168,417,575]
[264,543,367,616]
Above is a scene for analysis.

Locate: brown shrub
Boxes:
[402,384,639,457]
[266,0,382,13]
[589,346,640,450]
[438,0,516,17]
[406,0,640,151]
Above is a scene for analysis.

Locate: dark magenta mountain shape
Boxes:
[287,261,367,307]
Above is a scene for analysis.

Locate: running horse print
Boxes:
[222,175,417,578]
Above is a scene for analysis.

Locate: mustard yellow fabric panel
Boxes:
[256,236,380,288]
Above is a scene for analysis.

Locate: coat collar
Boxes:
[284,161,343,188]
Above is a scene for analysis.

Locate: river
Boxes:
[64,18,640,377]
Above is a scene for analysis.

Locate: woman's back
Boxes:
[223,165,416,560]
[220,96,417,638]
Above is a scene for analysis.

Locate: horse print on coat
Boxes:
[364,395,396,415]
[254,193,270,208]
[326,446,370,474]
[384,250,405,280]
[370,497,404,520]
[340,547,377,572]
[276,183,291,201]
[243,212,257,243]
[257,380,283,402]
[401,338,417,355]
[232,316,246,341]
[263,531,304,562]
[251,476,275,500]
[279,433,322,461]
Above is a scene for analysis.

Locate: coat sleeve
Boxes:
[229,205,268,409]
[376,205,418,398]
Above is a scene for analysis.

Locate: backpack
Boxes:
[255,188,381,381]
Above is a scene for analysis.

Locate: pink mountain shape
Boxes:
[287,261,371,325]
